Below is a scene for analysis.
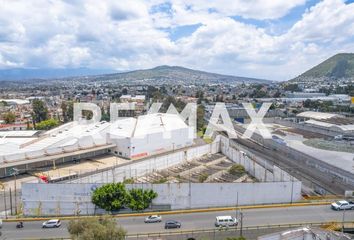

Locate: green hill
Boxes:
[292,53,354,81]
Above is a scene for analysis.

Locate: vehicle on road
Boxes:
[331,200,354,210]
[215,216,238,227]
[16,222,24,229]
[144,215,162,223]
[42,219,61,228]
[164,220,181,229]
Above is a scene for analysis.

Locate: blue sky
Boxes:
[0,0,354,80]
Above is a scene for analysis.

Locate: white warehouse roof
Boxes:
[110,113,190,138]
[297,111,342,120]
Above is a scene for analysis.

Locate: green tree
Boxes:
[101,106,110,122]
[32,99,48,124]
[35,118,59,130]
[68,217,126,240]
[92,183,129,212]
[61,101,74,122]
[197,105,205,131]
[2,111,16,124]
[127,188,158,211]
[91,183,158,212]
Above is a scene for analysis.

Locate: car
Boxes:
[164,220,181,229]
[331,200,354,210]
[42,219,61,228]
[215,216,238,227]
[144,215,162,223]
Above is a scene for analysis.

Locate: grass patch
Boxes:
[303,138,354,153]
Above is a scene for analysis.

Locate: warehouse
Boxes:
[0,113,195,177]
[109,113,194,159]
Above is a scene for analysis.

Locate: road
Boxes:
[1,205,353,239]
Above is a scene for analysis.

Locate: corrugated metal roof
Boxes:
[297,111,342,120]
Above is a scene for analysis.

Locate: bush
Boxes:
[228,164,246,175]
[68,216,126,240]
[128,188,158,211]
[35,118,59,130]
[198,173,208,183]
[122,178,135,184]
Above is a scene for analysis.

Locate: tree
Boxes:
[2,112,16,124]
[32,99,48,123]
[68,217,126,240]
[127,188,158,211]
[91,183,158,212]
[92,183,129,212]
[61,101,74,122]
[35,118,59,130]
[101,106,110,122]
[197,105,205,131]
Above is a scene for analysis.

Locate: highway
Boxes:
[1,205,353,239]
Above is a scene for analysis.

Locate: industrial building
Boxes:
[296,111,354,136]
[0,113,194,178]
[110,113,194,159]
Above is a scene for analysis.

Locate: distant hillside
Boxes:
[91,65,270,85]
[0,65,270,85]
[0,68,116,81]
[291,53,354,81]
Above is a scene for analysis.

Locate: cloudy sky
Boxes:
[0,0,354,80]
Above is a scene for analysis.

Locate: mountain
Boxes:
[291,53,354,81]
[0,65,270,84]
[0,68,117,81]
[90,65,270,85]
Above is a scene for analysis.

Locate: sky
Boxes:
[0,0,354,81]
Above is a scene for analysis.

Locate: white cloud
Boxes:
[0,0,353,80]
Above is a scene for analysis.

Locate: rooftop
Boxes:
[297,111,343,120]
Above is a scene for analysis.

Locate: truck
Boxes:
[331,200,354,210]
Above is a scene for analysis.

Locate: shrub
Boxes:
[228,164,246,175]
[68,216,126,240]
[198,173,208,183]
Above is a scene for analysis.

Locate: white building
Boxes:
[0,113,195,176]
[110,113,194,159]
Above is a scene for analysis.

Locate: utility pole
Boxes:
[342,209,346,233]
[12,168,19,215]
[9,187,13,215]
[240,211,244,237]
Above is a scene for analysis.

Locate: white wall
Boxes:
[71,141,219,183]
[22,181,301,216]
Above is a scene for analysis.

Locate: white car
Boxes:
[215,216,238,227]
[144,215,162,223]
[42,219,61,228]
[331,200,354,210]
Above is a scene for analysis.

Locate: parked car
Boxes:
[42,219,61,228]
[331,200,354,210]
[164,220,181,229]
[215,216,238,227]
[144,215,162,223]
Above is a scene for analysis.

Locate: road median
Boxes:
[3,201,332,222]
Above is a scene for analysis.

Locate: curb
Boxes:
[3,201,331,222]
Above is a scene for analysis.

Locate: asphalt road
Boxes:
[0,205,353,240]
